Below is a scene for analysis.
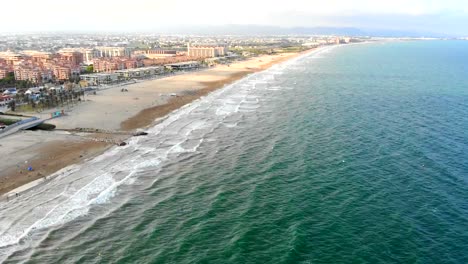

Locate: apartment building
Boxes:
[0,68,9,79]
[0,52,23,66]
[94,47,132,58]
[59,48,95,64]
[58,51,84,67]
[187,43,227,58]
[13,66,46,83]
[53,66,72,81]
[93,58,141,73]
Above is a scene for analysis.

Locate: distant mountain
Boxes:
[155,24,447,38]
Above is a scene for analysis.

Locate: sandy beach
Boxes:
[0,131,112,195]
[0,51,306,196]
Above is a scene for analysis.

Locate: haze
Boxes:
[2,0,468,35]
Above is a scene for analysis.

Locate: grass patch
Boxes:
[0,118,20,125]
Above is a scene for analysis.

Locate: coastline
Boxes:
[0,49,313,197]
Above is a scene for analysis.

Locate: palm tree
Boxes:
[15,93,24,105]
[8,100,16,111]
[23,94,30,108]
[59,92,64,107]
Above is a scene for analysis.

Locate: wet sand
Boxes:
[121,71,250,130]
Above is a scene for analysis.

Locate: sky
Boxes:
[2,0,468,35]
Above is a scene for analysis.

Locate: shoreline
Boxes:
[0,48,316,197]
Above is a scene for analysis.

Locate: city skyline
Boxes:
[1,0,468,36]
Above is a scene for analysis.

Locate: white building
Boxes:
[94,47,132,58]
[80,73,119,85]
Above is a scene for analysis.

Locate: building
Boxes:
[23,50,52,61]
[0,52,23,66]
[81,48,95,64]
[59,48,95,65]
[93,58,142,73]
[93,58,119,73]
[0,95,13,112]
[94,47,132,58]
[115,66,164,79]
[80,73,119,85]
[133,49,177,59]
[0,68,9,79]
[0,49,85,83]
[53,66,72,81]
[58,51,84,67]
[165,61,200,71]
[187,44,227,58]
[13,66,47,83]
[134,49,177,56]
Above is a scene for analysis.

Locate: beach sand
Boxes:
[0,131,112,195]
[0,51,306,196]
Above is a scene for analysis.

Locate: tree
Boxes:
[84,65,94,74]
[0,72,16,88]
[15,93,24,104]
[59,92,64,106]
[39,98,45,110]
[8,100,16,111]
[23,94,30,106]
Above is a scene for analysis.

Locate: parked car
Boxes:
[2,88,17,95]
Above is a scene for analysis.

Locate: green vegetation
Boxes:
[16,103,35,112]
[84,65,94,74]
[229,47,275,56]
[10,89,84,113]
[276,46,309,53]
[230,45,308,56]
[0,117,20,125]
[8,100,16,111]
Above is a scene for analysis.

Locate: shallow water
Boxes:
[1,41,468,263]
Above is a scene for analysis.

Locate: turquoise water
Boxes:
[1,41,468,263]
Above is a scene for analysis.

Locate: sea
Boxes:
[0,40,467,263]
